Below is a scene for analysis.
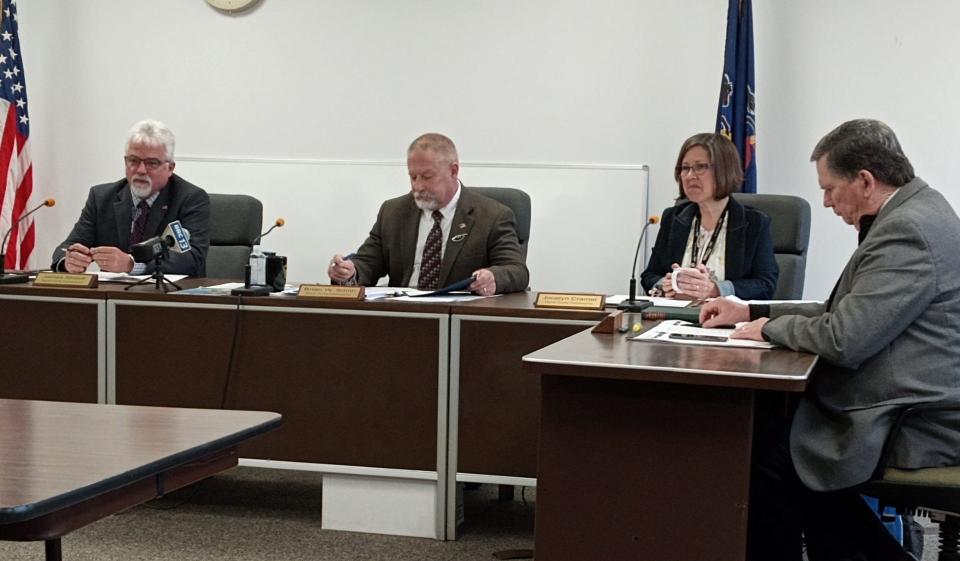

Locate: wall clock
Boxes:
[205,0,260,13]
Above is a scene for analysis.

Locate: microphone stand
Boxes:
[617,219,658,312]
[0,249,30,284]
[0,199,56,284]
[124,250,183,292]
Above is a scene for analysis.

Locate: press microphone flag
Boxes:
[163,221,191,253]
[0,198,56,284]
[617,215,660,312]
[131,221,191,263]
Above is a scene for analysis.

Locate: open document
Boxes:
[632,319,776,349]
[365,276,486,302]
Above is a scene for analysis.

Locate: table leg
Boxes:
[45,538,62,561]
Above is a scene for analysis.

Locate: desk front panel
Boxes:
[113,302,444,471]
[535,374,754,561]
[454,317,593,478]
[0,295,103,403]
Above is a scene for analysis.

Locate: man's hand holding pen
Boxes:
[62,243,93,273]
[328,253,357,284]
[469,268,496,296]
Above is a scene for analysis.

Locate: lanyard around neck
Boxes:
[690,204,728,267]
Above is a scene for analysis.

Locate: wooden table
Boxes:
[523,323,817,561]
[0,398,281,560]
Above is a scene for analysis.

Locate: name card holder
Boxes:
[298,284,365,300]
[33,272,98,288]
[534,292,605,311]
[591,310,625,333]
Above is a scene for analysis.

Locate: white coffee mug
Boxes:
[671,267,701,294]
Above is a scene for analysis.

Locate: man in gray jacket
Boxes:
[701,119,960,560]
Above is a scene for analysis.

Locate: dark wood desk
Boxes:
[523,324,816,561]
[0,398,280,560]
[0,284,121,403]
[447,294,607,536]
[0,282,612,539]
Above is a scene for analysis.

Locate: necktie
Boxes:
[418,210,444,290]
[128,200,151,251]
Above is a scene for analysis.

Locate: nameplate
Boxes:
[534,292,605,310]
[33,272,98,288]
[297,284,365,300]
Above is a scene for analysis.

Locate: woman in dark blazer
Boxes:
[640,133,778,301]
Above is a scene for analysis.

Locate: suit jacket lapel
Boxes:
[827,180,927,310]
[144,178,174,238]
[399,197,420,287]
[669,202,697,266]
[439,193,475,286]
[724,198,746,279]
[113,184,133,250]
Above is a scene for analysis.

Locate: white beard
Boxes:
[130,178,153,199]
[413,192,440,211]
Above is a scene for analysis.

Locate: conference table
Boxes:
[0,398,281,561]
[0,280,608,539]
[523,321,817,561]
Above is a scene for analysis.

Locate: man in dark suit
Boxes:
[328,133,528,294]
[52,120,209,276]
[702,119,960,560]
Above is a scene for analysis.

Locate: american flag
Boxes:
[0,0,33,270]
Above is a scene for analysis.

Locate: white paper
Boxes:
[632,319,776,349]
[605,295,691,308]
[388,293,488,303]
[97,272,188,283]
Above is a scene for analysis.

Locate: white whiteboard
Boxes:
[176,156,649,294]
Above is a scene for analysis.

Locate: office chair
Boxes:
[469,187,532,260]
[856,400,960,560]
[206,193,263,280]
[733,193,811,300]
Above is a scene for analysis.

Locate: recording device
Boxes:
[231,217,287,296]
[617,215,660,312]
[0,198,56,284]
[130,221,191,263]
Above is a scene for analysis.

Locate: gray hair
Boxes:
[408,133,458,164]
[810,119,914,187]
[126,119,176,162]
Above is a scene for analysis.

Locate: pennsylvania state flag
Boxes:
[716,0,757,193]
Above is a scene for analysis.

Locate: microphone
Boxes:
[252,217,284,246]
[0,198,56,284]
[130,221,191,263]
[617,215,660,312]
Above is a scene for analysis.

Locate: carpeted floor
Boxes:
[0,467,536,561]
[0,466,945,560]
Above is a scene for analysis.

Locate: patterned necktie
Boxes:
[418,210,444,290]
[128,200,151,251]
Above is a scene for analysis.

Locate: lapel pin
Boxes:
[451,233,468,242]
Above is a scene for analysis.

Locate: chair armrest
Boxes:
[873,399,960,478]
